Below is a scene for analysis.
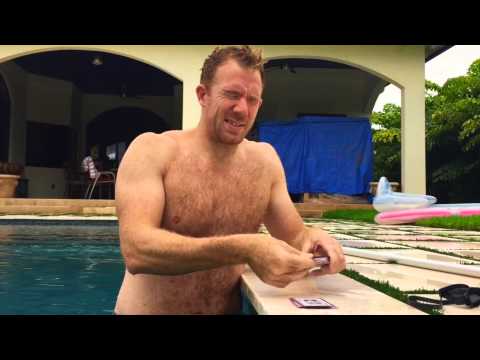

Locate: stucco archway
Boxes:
[86,106,169,168]
[259,57,395,122]
[0,48,183,198]
[0,46,183,83]
[259,46,426,194]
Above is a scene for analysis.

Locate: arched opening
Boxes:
[0,49,182,198]
[259,58,392,122]
[86,107,169,170]
[253,58,396,203]
[0,73,10,162]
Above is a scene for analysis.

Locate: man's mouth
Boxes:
[224,118,246,128]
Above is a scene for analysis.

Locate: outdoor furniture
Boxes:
[85,171,116,199]
[81,157,116,199]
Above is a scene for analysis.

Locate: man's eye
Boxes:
[248,97,260,106]
[224,91,240,99]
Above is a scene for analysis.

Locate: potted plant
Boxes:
[0,162,24,198]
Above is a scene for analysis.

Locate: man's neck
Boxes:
[194,121,241,163]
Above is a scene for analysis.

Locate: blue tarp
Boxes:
[258,116,373,195]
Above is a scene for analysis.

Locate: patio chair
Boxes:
[81,156,116,199]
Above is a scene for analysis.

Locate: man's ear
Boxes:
[196,84,208,107]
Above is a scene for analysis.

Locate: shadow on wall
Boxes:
[86,107,170,167]
[0,73,10,162]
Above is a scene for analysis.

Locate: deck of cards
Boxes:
[290,297,336,309]
[290,256,335,309]
[313,256,330,267]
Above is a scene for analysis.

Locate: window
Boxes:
[106,143,116,161]
[105,141,127,167]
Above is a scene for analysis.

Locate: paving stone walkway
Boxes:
[262,218,480,315]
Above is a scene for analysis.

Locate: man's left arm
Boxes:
[261,144,346,275]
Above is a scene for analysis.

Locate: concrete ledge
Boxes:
[0,198,116,215]
[82,207,116,216]
[0,205,84,215]
[0,198,372,217]
[0,214,118,225]
[241,266,424,315]
[0,198,115,207]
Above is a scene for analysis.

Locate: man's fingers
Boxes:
[329,247,346,273]
[285,269,311,283]
[313,243,328,256]
[282,241,311,256]
[269,269,311,288]
[309,267,330,276]
[315,254,346,275]
[315,242,346,273]
[299,253,316,269]
[287,248,315,265]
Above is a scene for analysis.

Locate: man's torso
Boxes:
[115,132,273,314]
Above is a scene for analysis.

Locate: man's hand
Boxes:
[248,236,317,288]
[300,229,346,276]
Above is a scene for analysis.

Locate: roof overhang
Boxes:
[425,45,454,62]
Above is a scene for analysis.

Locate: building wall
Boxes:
[0,45,427,194]
[22,74,74,197]
[26,73,73,125]
[70,82,83,165]
[0,60,178,198]
[0,62,28,165]
[0,45,422,124]
[81,94,174,128]
[23,167,66,198]
[0,45,211,129]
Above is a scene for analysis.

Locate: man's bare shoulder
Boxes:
[120,131,187,174]
[130,131,188,156]
[243,140,280,166]
[131,131,179,149]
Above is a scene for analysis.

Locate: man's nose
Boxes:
[233,97,248,115]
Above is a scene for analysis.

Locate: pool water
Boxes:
[0,223,124,315]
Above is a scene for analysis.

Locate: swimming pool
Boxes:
[0,221,124,315]
[0,220,257,315]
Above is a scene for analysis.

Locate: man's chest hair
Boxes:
[162,157,272,236]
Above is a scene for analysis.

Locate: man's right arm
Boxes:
[116,133,315,287]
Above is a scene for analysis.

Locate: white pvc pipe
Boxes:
[343,247,480,279]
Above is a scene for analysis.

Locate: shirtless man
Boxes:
[114,46,345,315]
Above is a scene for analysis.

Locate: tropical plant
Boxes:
[426,59,480,201]
[372,58,480,202]
[371,103,401,181]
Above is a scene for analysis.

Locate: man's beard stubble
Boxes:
[212,107,251,145]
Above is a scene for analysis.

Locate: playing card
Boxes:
[290,297,336,309]
[313,256,330,266]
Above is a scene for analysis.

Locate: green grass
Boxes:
[341,269,442,315]
[322,209,377,223]
[322,209,480,231]
[406,288,442,294]
[322,210,480,315]
[416,215,480,231]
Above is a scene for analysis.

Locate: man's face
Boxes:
[199,59,263,145]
